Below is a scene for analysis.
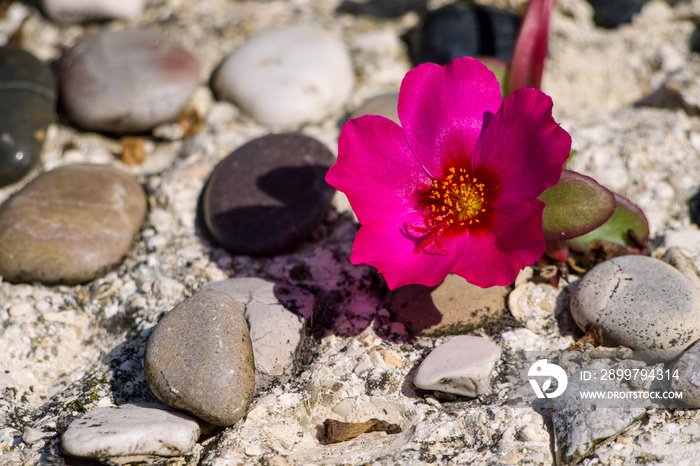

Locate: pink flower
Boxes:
[326,57,571,289]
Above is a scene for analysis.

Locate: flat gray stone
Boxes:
[61,403,199,459]
[384,274,507,337]
[671,340,700,407]
[213,24,353,127]
[0,164,146,284]
[413,335,501,397]
[144,290,255,426]
[201,278,312,376]
[570,255,700,361]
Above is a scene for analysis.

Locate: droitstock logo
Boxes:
[528,359,568,398]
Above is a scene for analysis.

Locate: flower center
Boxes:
[427,167,486,227]
[408,166,488,254]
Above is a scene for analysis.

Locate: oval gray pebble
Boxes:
[60,29,199,134]
[213,24,353,127]
[0,164,146,284]
[570,255,700,361]
[144,289,255,426]
[0,47,55,187]
[203,133,335,255]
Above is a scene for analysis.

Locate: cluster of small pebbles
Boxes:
[5,0,700,464]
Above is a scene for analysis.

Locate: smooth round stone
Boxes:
[570,255,700,361]
[406,4,520,66]
[144,290,255,426]
[203,133,335,255]
[384,274,507,336]
[60,29,199,134]
[349,93,400,125]
[0,164,146,284]
[42,0,145,23]
[61,403,199,459]
[413,335,501,397]
[213,24,353,127]
[0,47,55,187]
[587,0,647,29]
[671,340,700,407]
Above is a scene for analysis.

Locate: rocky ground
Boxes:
[4,0,700,464]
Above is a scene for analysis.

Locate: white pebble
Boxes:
[41,0,144,23]
[213,25,353,127]
[61,403,199,458]
[413,336,501,397]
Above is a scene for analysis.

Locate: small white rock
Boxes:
[213,24,354,127]
[61,403,200,459]
[41,0,145,23]
[413,336,501,397]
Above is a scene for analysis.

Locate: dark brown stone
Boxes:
[203,133,335,255]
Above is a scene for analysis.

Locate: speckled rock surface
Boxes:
[570,255,700,361]
[0,164,146,284]
[144,289,255,426]
[6,0,700,464]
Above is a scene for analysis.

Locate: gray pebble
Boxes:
[570,255,700,361]
[61,403,199,459]
[201,278,312,377]
[213,24,353,127]
[413,335,500,397]
[60,29,199,133]
[671,339,700,407]
[0,164,146,284]
[349,93,400,125]
[144,290,255,426]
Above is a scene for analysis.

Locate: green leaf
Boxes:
[566,192,649,253]
[539,170,615,241]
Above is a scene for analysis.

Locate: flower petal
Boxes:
[326,115,431,224]
[449,200,546,287]
[472,88,571,209]
[398,57,503,178]
[351,211,458,289]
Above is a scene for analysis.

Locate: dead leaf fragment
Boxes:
[322,418,401,444]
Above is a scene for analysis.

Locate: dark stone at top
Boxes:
[203,133,335,255]
[0,47,56,187]
[336,0,428,18]
[405,3,520,66]
[586,0,649,29]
